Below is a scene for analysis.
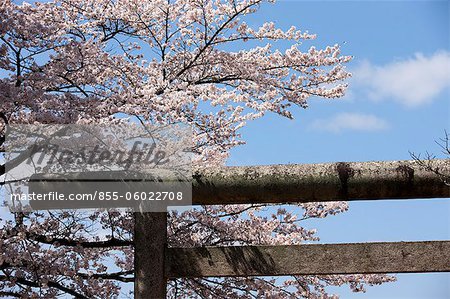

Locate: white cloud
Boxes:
[352,51,450,107]
[310,112,389,133]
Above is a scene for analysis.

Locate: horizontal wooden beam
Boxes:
[28,159,449,206]
[166,241,450,278]
[192,159,450,205]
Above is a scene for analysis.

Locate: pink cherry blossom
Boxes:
[0,0,395,297]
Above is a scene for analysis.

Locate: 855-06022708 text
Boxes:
[10,191,185,202]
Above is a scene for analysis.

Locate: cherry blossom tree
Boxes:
[0,0,395,297]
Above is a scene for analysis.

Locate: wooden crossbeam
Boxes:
[166,241,450,278]
[29,159,450,206]
[192,159,450,205]
[25,159,450,298]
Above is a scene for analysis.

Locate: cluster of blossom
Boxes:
[0,0,395,297]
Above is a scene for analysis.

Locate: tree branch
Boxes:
[77,270,134,282]
[27,232,133,248]
[0,275,89,299]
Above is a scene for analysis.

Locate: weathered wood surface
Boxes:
[166,241,450,278]
[192,159,450,205]
[29,159,450,205]
[134,212,167,298]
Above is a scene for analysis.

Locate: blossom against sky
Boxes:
[229,1,449,298]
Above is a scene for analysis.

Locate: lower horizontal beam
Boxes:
[166,241,450,278]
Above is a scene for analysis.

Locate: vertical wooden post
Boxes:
[134,212,167,298]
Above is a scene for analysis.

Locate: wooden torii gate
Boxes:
[135,159,450,298]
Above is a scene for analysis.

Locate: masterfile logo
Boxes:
[4,123,193,212]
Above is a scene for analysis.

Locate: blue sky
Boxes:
[1,1,448,298]
[227,0,450,298]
